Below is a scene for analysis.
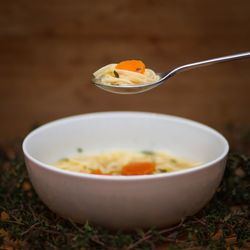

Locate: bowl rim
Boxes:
[22,111,229,181]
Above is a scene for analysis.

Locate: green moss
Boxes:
[0,145,249,250]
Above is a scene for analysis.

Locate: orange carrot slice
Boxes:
[91,169,112,175]
[121,162,155,175]
[115,60,145,74]
[91,169,103,175]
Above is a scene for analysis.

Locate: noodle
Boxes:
[54,150,198,175]
[93,63,160,86]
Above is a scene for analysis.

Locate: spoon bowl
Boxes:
[92,51,250,94]
[93,75,164,94]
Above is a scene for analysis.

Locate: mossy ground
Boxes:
[0,141,249,250]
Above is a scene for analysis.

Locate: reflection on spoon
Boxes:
[92,52,250,95]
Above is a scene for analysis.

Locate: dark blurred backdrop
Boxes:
[0,0,250,143]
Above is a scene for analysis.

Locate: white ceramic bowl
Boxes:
[23,112,229,230]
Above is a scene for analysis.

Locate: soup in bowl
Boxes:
[23,112,229,230]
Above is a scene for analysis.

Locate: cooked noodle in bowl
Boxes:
[54,150,198,175]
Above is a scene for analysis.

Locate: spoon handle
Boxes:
[169,51,250,76]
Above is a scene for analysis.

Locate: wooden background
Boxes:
[0,0,250,143]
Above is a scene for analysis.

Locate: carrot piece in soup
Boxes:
[115,60,145,74]
[91,169,112,175]
[91,169,103,175]
[121,162,156,175]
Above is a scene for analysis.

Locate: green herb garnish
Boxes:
[170,159,177,164]
[59,158,69,162]
[141,150,155,155]
[114,70,119,78]
[77,147,83,153]
[159,169,168,173]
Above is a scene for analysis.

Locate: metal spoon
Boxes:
[92,51,250,94]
